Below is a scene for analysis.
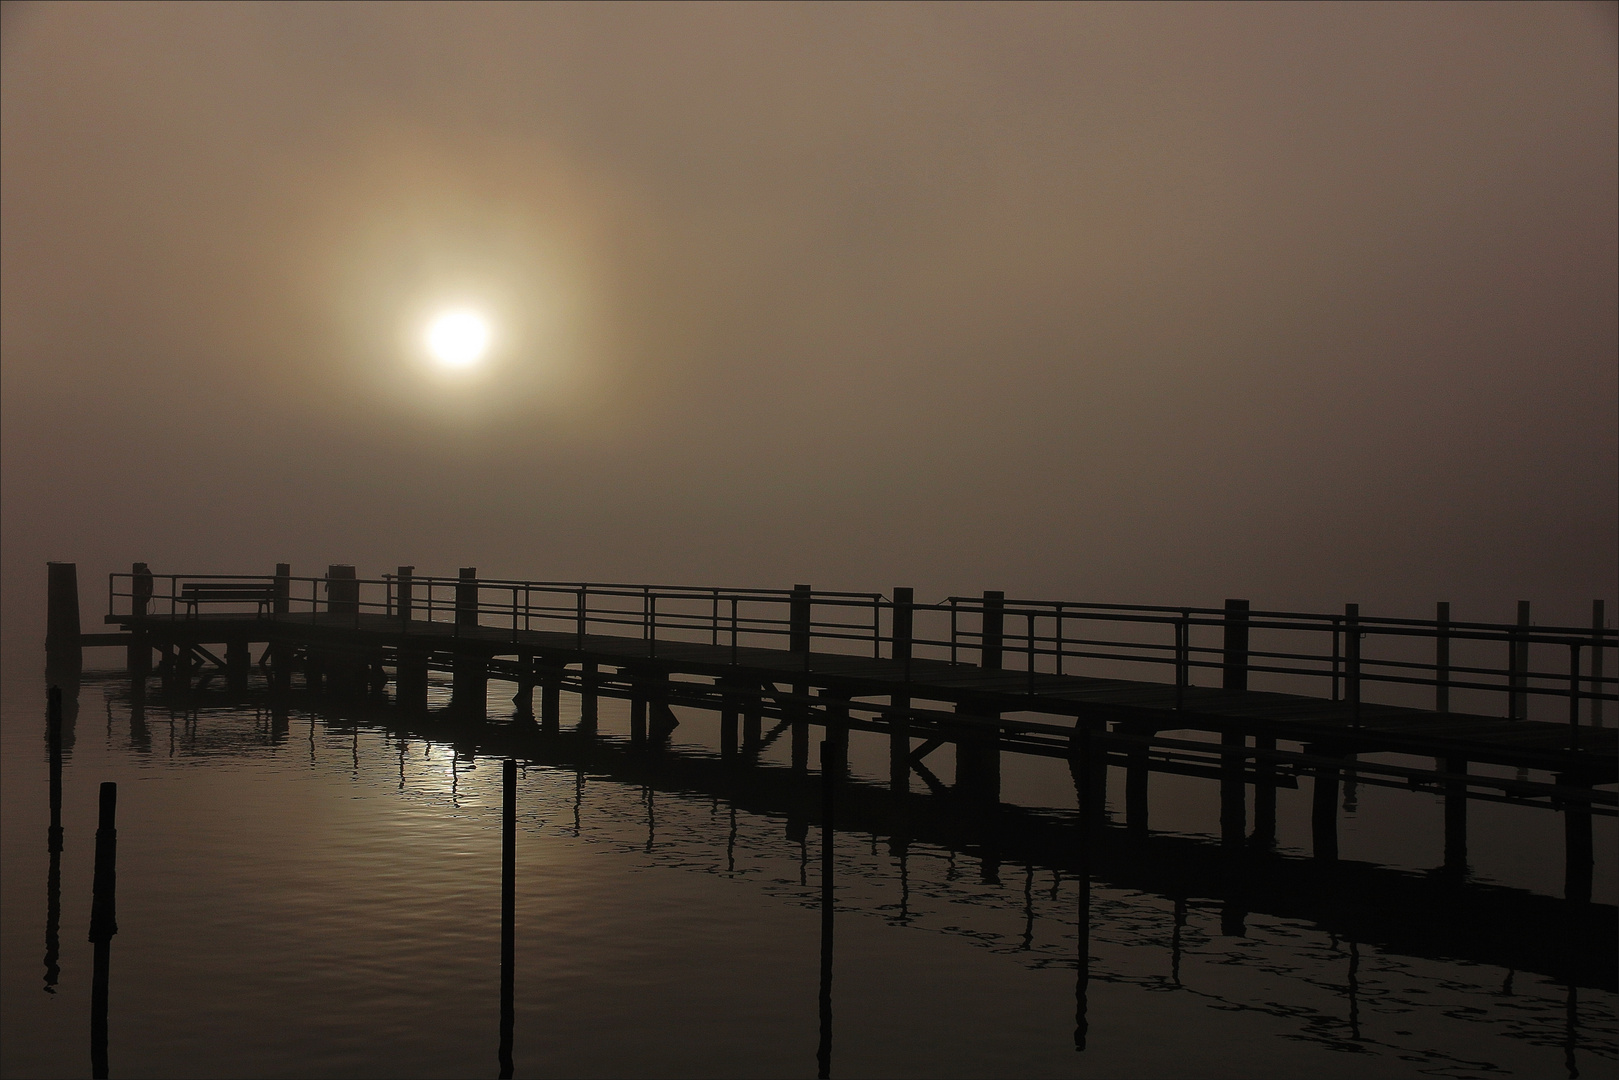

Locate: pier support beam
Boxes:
[955,700,1001,803]
[1125,728,1150,837]
[890,588,914,793]
[396,647,429,714]
[1220,727,1246,848]
[540,661,561,735]
[1443,757,1467,872]
[1561,772,1594,904]
[1251,734,1277,846]
[1310,744,1341,861]
[578,661,598,734]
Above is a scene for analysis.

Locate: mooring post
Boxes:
[790,584,812,655]
[1252,733,1277,846]
[127,563,153,673]
[1222,598,1249,692]
[822,690,850,779]
[48,686,63,842]
[273,564,290,614]
[1443,756,1468,872]
[889,588,914,792]
[46,562,82,675]
[500,759,516,1079]
[980,590,1004,670]
[1310,744,1340,861]
[226,636,251,692]
[1562,771,1593,905]
[89,781,118,1080]
[326,564,358,616]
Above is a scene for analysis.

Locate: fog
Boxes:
[3,1,1614,627]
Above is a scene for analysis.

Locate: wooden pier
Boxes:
[50,562,1617,901]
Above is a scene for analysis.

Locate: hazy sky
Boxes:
[2,1,1614,624]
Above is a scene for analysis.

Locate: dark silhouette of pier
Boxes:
[51,561,1616,906]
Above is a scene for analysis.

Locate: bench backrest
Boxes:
[181,582,277,600]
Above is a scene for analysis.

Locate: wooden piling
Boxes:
[790,585,812,655]
[128,563,153,673]
[1252,733,1277,846]
[955,700,1002,802]
[1345,603,1361,722]
[1220,726,1246,848]
[452,568,486,718]
[1510,600,1530,720]
[1561,771,1593,904]
[1435,602,1451,714]
[512,652,535,720]
[1443,756,1468,871]
[817,739,836,1080]
[1311,745,1340,861]
[579,661,599,734]
[1222,599,1249,691]
[540,662,561,735]
[273,563,290,614]
[1125,729,1149,837]
[822,691,850,778]
[396,566,414,622]
[890,588,914,792]
[46,562,81,674]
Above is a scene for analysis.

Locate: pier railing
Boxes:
[108,570,1615,728]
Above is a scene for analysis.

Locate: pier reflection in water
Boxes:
[3,668,1614,1079]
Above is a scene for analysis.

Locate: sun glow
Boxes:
[425,309,492,369]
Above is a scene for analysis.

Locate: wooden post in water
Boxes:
[629,667,648,750]
[954,699,1002,803]
[822,690,850,778]
[512,652,535,721]
[1562,771,1593,905]
[89,782,118,1080]
[1220,724,1246,848]
[1251,733,1277,846]
[499,759,516,1079]
[1344,603,1362,724]
[1443,756,1468,872]
[1310,745,1340,861]
[1124,724,1149,837]
[46,562,81,676]
[128,563,153,673]
[1222,599,1249,692]
[742,683,762,759]
[267,564,291,694]
[226,636,251,692]
[889,588,914,792]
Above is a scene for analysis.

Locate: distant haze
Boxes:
[3,1,1614,628]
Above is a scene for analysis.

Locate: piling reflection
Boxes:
[88,782,118,1080]
[44,688,63,995]
[818,741,835,1079]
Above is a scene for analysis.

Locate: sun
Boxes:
[425,309,492,369]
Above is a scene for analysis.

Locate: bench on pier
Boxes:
[180,581,277,617]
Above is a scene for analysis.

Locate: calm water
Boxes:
[2,641,1615,1078]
